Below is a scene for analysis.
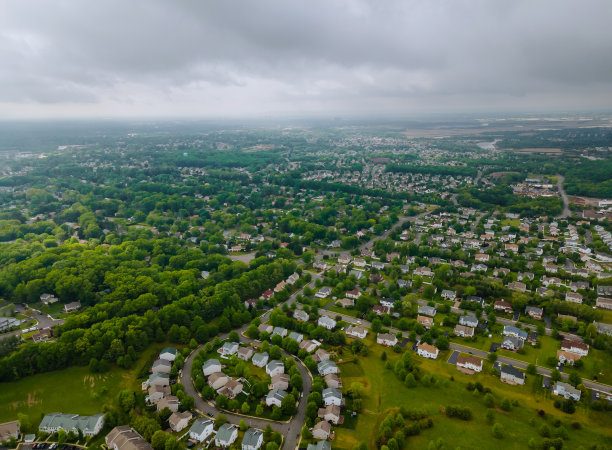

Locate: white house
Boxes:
[417,343,439,359]
[322,388,343,406]
[252,352,269,368]
[266,360,285,377]
[241,428,264,450]
[202,359,222,376]
[218,342,239,357]
[159,347,178,362]
[376,333,397,347]
[456,354,482,373]
[266,389,287,408]
[315,287,332,298]
[553,382,581,401]
[561,339,589,357]
[215,424,238,448]
[317,360,339,376]
[345,326,367,339]
[318,316,336,330]
[188,418,214,442]
[169,412,191,432]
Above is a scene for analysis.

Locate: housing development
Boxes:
[0,118,611,450]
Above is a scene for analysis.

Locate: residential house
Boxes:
[312,421,331,440]
[376,333,398,347]
[337,298,354,308]
[493,301,513,314]
[286,272,300,285]
[441,290,456,300]
[208,372,230,390]
[418,305,436,317]
[266,389,287,408]
[561,339,589,357]
[372,305,390,316]
[156,396,179,413]
[324,373,342,389]
[318,360,339,376]
[32,328,53,343]
[596,297,612,310]
[414,267,433,277]
[417,343,439,359]
[244,299,258,310]
[218,342,239,357]
[39,413,105,437]
[159,347,178,362]
[459,314,478,328]
[0,421,20,442]
[144,373,169,389]
[105,426,152,450]
[417,315,434,329]
[64,301,81,313]
[553,382,581,401]
[557,350,581,365]
[272,327,288,338]
[269,374,290,391]
[237,347,253,361]
[241,428,263,450]
[258,324,273,334]
[318,405,342,425]
[345,289,361,299]
[565,292,583,304]
[318,316,336,330]
[218,379,243,399]
[202,359,222,376]
[525,306,543,320]
[146,384,170,404]
[500,365,525,385]
[315,287,332,298]
[475,253,490,262]
[188,418,214,443]
[288,331,304,343]
[299,340,321,353]
[260,289,274,300]
[594,321,612,336]
[503,326,528,340]
[346,326,367,339]
[501,336,523,351]
[274,281,287,293]
[453,324,475,338]
[252,352,269,368]
[151,359,172,374]
[508,281,527,293]
[293,309,310,322]
[266,360,285,377]
[456,354,483,374]
[314,348,331,362]
[322,388,343,406]
[215,424,238,448]
[40,293,58,305]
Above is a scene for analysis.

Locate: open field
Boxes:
[333,335,612,450]
[0,343,166,425]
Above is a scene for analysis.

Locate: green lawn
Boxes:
[0,343,164,425]
[328,305,360,318]
[333,335,612,450]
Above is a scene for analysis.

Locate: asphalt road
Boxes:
[0,306,65,341]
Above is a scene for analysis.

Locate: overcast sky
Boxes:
[1,0,611,119]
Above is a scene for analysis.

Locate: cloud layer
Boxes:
[1,0,611,118]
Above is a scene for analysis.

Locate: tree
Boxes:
[500,398,512,412]
[241,402,250,415]
[281,393,297,416]
[526,364,537,375]
[436,336,449,351]
[404,373,417,388]
[484,393,494,408]
[568,372,581,387]
[256,404,264,416]
[151,431,170,450]
[492,423,504,439]
[487,353,498,363]
[551,368,562,382]
[118,389,135,413]
[239,419,248,431]
[215,414,228,428]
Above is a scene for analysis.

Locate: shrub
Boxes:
[492,423,504,439]
[445,405,472,420]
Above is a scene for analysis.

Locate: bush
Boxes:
[500,398,512,412]
[445,405,472,420]
[492,423,504,439]
[484,393,495,408]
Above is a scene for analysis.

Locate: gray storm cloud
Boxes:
[0,0,611,118]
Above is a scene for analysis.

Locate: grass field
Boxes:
[333,335,612,450]
[0,343,166,425]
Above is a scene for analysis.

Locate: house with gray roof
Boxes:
[39,413,104,436]
[293,309,310,322]
[553,382,581,401]
[307,442,331,450]
[202,359,222,376]
[252,352,269,367]
[218,342,239,357]
[459,314,478,328]
[418,305,436,317]
[159,347,178,362]
[151,359,172,374]
[241,428,264,450]
[265,389,287,408]
[188,418,214,442]
[266,360,285,377]
[317,360,339,376]
[322,388,342,406]
[288,331,304,342]
[503,325,528,340]
[215,424,238,448]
